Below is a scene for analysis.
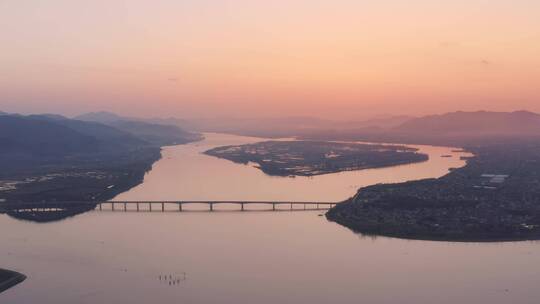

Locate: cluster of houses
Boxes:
[474,174,510,190]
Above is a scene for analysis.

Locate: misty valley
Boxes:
[2,110,540,304]
[2,112,540,304]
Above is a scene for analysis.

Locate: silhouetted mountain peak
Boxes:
[395,110,540,136]
[0,115,99,157]
[75,111,129,124]
[28,114,69,121]
[75,111,202,146]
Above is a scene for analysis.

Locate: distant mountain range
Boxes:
[395,110,540,136]
[75,112,202,146]
[180,110,540,144]
[168,115,415,138]
[0,115,101,157]
[0,112,202,171]
[74,111,129,124]
[75,111,414,138]
[0,111,205,204]
[74,110,540,145]
[4,109,538,162]
[75,111,192,129]
[301,110,540,146]
[2,108,539,207]
[29,114,148,150]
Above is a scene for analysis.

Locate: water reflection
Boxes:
[0,201,333,223]
[2,134,539,304]
[3,133,469,223]
[115,133,470,202]
[2,203,97,223]
[3,210,540,304]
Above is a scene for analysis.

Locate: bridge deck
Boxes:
[0,201,338,213]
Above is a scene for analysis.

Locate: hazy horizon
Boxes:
[4,2,540,303]
[4,108,540,123]
[2,1,540,119]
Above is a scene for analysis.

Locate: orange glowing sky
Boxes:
[1,1,539,119]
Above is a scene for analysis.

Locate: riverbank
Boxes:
[0,269,26,294]
[204,140,428,177]
[0,147,162,204]
[0,146,166,223]
[0,144,173,223]
[327,199,540,242]
[327,141,540,242]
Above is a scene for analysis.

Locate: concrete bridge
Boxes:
[102,201,337,212]
[0,201,338,213]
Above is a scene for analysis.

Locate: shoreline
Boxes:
[0,136,207,205]
[0,269,26,294]
[327,211,540,243]
[325,141,540,243]
[204,140,429,177]
[211,153,430,177]
[0,147,163,222]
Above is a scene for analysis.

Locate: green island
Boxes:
[204,141,428,177]
[0,269,26,294]
[327,140,540,241]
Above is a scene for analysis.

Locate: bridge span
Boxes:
[0,201,339,213]
[104,201,337,212]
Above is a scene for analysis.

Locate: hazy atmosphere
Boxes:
[2,0,540,119]
[3,1,540,303]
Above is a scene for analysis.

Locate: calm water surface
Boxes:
[115,132,470,202]
[2,133,539,304]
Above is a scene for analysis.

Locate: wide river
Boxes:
[2,133,540,303]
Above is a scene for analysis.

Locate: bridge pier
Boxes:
[1,201,337,214]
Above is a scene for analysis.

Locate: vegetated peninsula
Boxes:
[204,141,428,177]
[323,111,540,241]
[327,140,540,241]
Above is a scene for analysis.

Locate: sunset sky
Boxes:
[1,0,539,119]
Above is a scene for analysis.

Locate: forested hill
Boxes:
[0,114,148,161]
[75,111,202,146]
[0,112,202,206]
